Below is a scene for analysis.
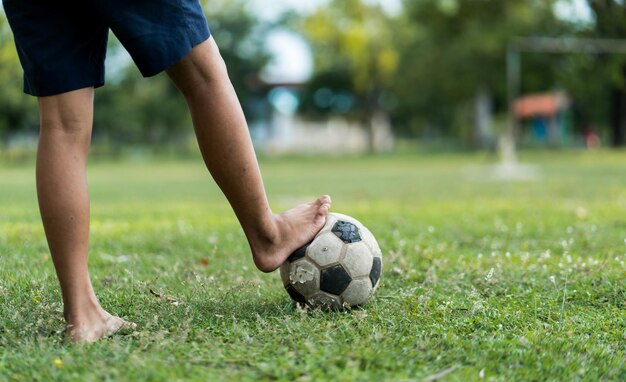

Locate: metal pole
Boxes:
[503,46,520,165]
[511,37,626,54]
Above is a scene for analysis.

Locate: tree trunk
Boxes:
[363,87,394,153]
[611,66,626,147]
[367,109,394,153]
[473,88,493,149]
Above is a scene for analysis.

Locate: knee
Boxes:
[38,89,93,137]
[40,111,91,137]
[39,111,93,149]
[194,43,229,84]
[168,39,231,97]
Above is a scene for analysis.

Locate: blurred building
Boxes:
[249,85,393,154]
[514,91,573,147]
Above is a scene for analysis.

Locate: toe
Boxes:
[121,321,137,330]
[106,318,136,337]
[116,319,137,333]
[319,203,330,214]
[316,195,331,207]
[316,203,330,223]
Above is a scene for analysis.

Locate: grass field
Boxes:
[1,151,625,381]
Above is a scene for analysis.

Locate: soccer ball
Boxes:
[280,212,382,309]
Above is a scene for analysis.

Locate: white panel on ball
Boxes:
[361,225,382,257]
[306,232,345,267]
[341,278,373,306]
[342,241,374,278]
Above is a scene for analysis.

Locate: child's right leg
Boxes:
[37,88,135,342]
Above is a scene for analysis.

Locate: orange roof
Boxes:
[514,92,570,119]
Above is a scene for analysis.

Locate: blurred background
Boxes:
[1,0,626,160]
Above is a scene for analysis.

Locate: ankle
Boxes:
[249,213,281,247]
[63,296,104,324]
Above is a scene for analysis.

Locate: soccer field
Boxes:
[1,152,625,381]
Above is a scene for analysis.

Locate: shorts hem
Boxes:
[139,28,211,78]
[24,80,105,97]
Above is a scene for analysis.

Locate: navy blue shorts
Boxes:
[3,0,211,97]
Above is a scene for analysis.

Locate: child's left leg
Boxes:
[166,38,331,272]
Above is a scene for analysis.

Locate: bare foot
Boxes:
[250,195,331,272]
[67,311,136,343]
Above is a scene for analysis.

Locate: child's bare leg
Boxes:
[166,37,331,272]
[37,88,134,342]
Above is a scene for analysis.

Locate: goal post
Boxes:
[504,36,626,161]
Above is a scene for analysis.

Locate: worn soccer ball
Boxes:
[280,212,382,309]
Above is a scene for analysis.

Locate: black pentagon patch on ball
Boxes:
[320,265,352,295]
[369,257,382,287]
[285,284,307,305]
[287,242,310,262]
[332,221,361,243]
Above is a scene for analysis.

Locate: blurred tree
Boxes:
[584,0,626,146]
[93,61,191,148]
[0,14,37,142]
[394,0,566,147]
[297,0,399,152]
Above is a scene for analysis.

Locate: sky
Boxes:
[260,30,313,84]
[553,0,594,24]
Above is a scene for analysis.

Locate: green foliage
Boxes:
[93,62,190,147]
[392,0,566,137]
[0,16,37,140]
[297,0,400,118]
[556,1,626,128]
[1,153,626,380]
